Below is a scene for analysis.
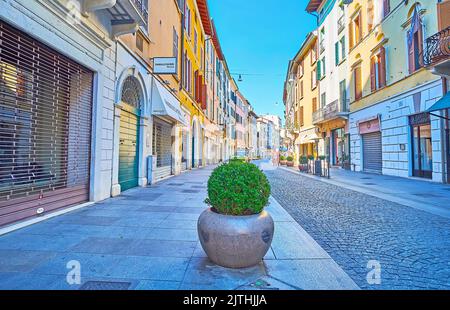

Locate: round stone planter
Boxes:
[286,161,294,167]
[197,208,274,268]
[280,160,287,165]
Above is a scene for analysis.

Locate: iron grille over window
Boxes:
[121,76,142,108]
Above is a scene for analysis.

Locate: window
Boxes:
[311,44,317,65]
[349,12,362,49]
[299,60,304,77]
[136,32,144,52]
[299,106,304,127]
[339,80,347,111]
[383,0,390,18]
[320,92,326,108]
[185,8,191,38]
[172,28,178,58]
[407,9,424,74]
[312,97,318,113]
[353,65,362,101]
[300,80,304,99]
[194,30,198,54]
[317,57,325,80]
[319,28,325,54]
[367,0,374,32]
[370,47,386,91]
[311,69,317,89]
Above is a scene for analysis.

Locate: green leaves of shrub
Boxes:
[286,156,294,162]
[205,162,271,215]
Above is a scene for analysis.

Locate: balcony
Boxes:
[424,26,450,76]
[312,99,349,125]
[337,15,345,34]
[83,0,148,36]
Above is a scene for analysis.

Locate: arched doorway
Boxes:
[119,76,142,191]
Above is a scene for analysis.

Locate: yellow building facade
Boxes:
[346,0,446,181]
[292,32,319,160]
[179,0,209,169]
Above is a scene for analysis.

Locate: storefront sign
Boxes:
[358,117,380,135]
[409,112,430,126]
[153,57,177,74]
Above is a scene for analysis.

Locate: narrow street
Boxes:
[264,167,450,290]
[0,166,358,290]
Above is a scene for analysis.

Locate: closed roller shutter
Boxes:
[0,20,93,226]
[152,117,173,180]
[363,131,382,173]
[119,105,140,191]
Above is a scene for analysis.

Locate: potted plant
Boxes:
[298,155,308,172]
[198,161,274,268]
[279,155,287,165]
[286,156,294,167]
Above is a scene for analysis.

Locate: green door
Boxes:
[119,104,140,191]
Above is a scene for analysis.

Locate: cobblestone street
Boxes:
[264,168,450,290]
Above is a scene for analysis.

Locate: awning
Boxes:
[151,79,187,126]
[427,92,450,112]
[295,130,320,145]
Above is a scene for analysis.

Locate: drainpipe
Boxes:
[180,2,185,92]
[443,77,449,183]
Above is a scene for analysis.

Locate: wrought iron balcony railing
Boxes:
[312,99,349,124]
[424,26,450,67]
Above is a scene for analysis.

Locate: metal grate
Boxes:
[79,281,131,290]
[0,20,93,225]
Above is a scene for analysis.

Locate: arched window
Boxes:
[121,76,142,108]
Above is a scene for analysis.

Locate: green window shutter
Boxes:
[322,58,326,76]
[317,60,321,80]
[341,36,346,59]
[335,42,339,65]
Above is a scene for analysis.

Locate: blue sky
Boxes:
[208,0,316,123]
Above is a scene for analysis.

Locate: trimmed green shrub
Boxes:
[229,157,246,165]
[319,155,326,160]
[205,162,271,215]
[299,155,308,164]
[286,156,294,162]
[307,155,315,160]
[280,155,286,161]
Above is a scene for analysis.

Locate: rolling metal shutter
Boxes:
[119,105,140,191]
[363,131,382,173]
[152,117,172,180]
[0,20,93,226]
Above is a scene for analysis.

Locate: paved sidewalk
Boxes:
[279,166,450,219]
[0,165,358,290]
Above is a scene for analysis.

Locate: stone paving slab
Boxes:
[0,165,358,290]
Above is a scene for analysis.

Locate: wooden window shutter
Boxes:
[408,31,415,73]
[349,22,354,49]
[300,80,304,98]
[335,42,339,65]
[300,106,304,127]
[354,67,362,100]
[317,61,321,80]
[312,97,317,112]
[417,24,424,68]
[370,56,376,91]
[379,47,386,87]
[201,83,207,110]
